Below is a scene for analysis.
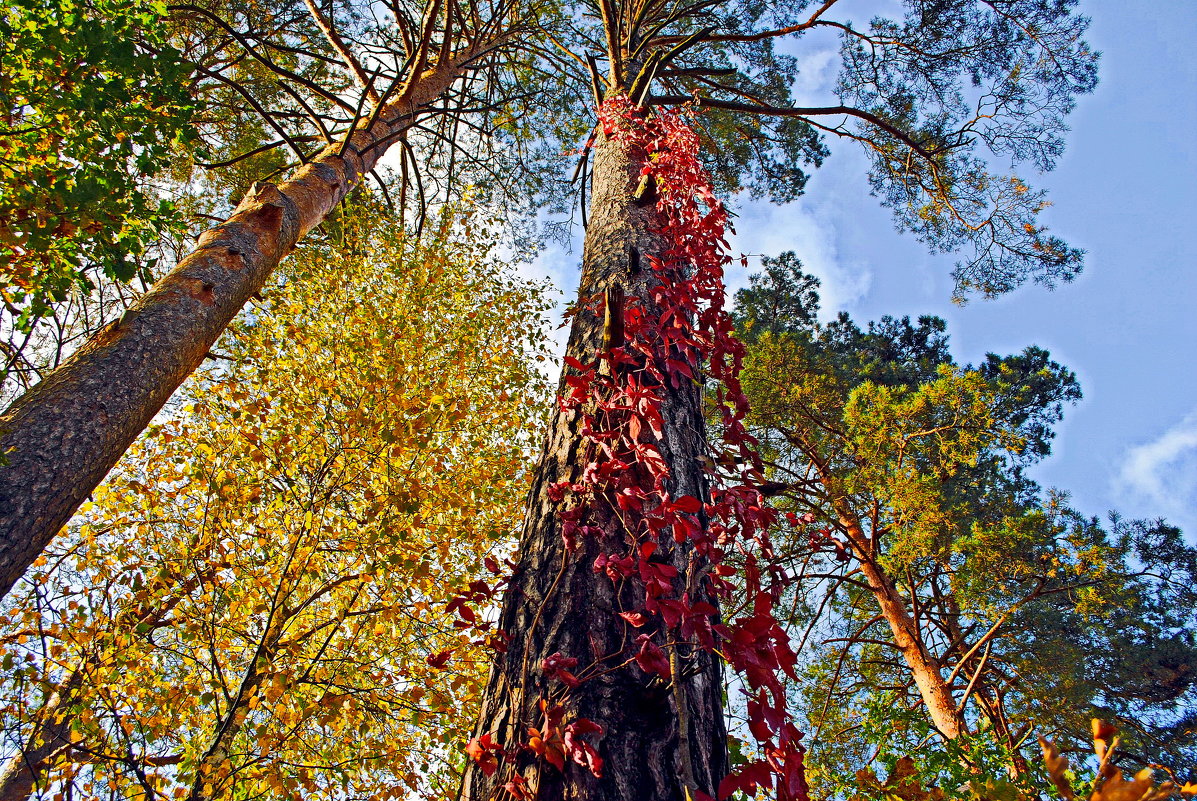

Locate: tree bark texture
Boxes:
[461,131,728,801]
[0,53,485,600]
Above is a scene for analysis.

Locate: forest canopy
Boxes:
[2,0,1192,799]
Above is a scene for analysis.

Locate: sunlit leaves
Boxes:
[731,259,1197,791]
[0,0,199,330]
[0,202,552,799]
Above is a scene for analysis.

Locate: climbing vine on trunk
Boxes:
[463,96,811,801]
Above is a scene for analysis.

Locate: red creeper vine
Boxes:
[460,96,812,801]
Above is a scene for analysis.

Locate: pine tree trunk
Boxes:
[830,501,965,739]
[0,50,494,599]
[854,556,964,739]
[460,130,728,800]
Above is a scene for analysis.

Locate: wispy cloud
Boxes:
[514,236,574,361]
[788,46,839,106]
[716,38,878,318]
[728,197,873,318]
[1116,408,1197,532]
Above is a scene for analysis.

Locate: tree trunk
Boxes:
[0,669,84,801]
[854,555,964,740]
[829,499,965,740]
[460,129,727,800]
[0,50,493,600]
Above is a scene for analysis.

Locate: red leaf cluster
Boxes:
[593,95,812,800]
[465,733,503,777]
[527,701,605,778]
[469,95,815,799]
[542,652,582,688]
[445,561,516,650]
[425,649,454,669]
[634,633,672,680]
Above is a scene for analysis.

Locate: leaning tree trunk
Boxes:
[0,47,493,600]
[829,496,965,740]
[460,128,727,800]
[854,554,964,739]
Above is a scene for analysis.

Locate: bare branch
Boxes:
[647,94,942,162]
[301,0,382,104]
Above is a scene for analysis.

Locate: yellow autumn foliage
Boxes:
[0,203,552,800]
[851,722,1195,801]
[843,364,1023,568]
[1041,721,1197,801]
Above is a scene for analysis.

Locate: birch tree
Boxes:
[0,203,552,800]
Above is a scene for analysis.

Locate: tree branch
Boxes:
[654,0,840,44]
[301,0,381,104]
[646,94,941,162]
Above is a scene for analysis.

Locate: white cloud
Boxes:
[789,47,839,106]
[1116,409,1197,532]
[727,197,873,318]
[513,236,575,362]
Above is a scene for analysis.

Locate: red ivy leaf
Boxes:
[425,649,453,669]
[618,610,648,627]
[564,718,604,777]
[634,633,671,680]
[563,355,591,372]
[446,597,476,624]
[542,652,582,688]
[465,734,501,777]
[718,758,774,800]
[503,776,534,801]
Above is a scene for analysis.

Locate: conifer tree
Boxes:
[462,1,1099,799]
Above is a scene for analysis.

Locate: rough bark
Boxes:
[0,50,490,599]
[461,131,728,800]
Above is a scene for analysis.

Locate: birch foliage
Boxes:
[0,203,552,800]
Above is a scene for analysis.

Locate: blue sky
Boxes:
[528,0,1197,534]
